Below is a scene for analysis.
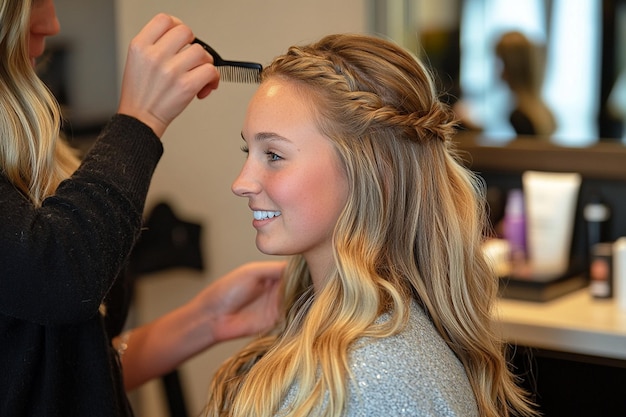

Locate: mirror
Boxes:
[370,0,626,146]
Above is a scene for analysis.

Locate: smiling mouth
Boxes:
[253,210,281,220]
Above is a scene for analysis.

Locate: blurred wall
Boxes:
[113,1,367,415]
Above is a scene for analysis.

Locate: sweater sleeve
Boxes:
[0,114,163,325]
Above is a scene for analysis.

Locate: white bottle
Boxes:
[612,237,626,311]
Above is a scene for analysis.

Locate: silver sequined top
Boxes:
[280,301,479,416]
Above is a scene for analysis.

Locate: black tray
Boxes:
[498,273,588,302]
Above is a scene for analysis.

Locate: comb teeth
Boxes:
[192,38,263,84]
[217,65,262,84]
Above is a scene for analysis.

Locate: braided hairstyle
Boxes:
[206,33,536,417]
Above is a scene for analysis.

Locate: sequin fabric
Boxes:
[279,301,478,416]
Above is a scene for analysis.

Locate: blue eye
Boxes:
[266,151,282,161]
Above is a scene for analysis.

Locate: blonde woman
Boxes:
[1,1,283,416]
[207,33,538,417]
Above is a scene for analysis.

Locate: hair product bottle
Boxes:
[502,189,526,275]
[612,237,626,310]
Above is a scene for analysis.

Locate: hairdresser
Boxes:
[0,1,284,416]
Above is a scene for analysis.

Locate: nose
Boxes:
[231,162,260,197]
[30,0,61,38]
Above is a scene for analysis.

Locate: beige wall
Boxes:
[113,1,367,415]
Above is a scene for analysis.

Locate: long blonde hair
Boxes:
[207,34,536,417]
[0,0,79,207]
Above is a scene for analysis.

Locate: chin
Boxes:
[256,245,281,256]
[255,240,291,257]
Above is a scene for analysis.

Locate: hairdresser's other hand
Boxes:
[196,261,285,345]
[117,13,220,138]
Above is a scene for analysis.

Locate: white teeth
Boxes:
[253,210,281,220]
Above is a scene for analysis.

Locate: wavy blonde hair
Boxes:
[207,33,536,417]
[0,0,79,207]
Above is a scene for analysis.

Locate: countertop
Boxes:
[495,288,626,361]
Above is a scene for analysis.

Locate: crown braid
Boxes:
[360,101,457,143]
[265,37,458,144]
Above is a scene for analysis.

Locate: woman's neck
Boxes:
[304,251,335,294]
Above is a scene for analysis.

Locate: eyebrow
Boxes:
[240,131,291,143]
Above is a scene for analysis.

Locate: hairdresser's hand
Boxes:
[195,261,285,345]
[117,13,220,138]
[116,261,283,391]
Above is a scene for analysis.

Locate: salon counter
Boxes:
[496,289,626,415]
[495,288,626,362]
[457,135,626,415]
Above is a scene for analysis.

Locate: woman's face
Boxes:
[29,0,60,67]
[233,78,349,276]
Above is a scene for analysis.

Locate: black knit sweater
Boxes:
[0,114,163,416]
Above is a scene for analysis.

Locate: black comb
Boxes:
[192,38,262,84]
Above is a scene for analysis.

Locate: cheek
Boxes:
[270,172,313,212]
[282,165,347,231]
